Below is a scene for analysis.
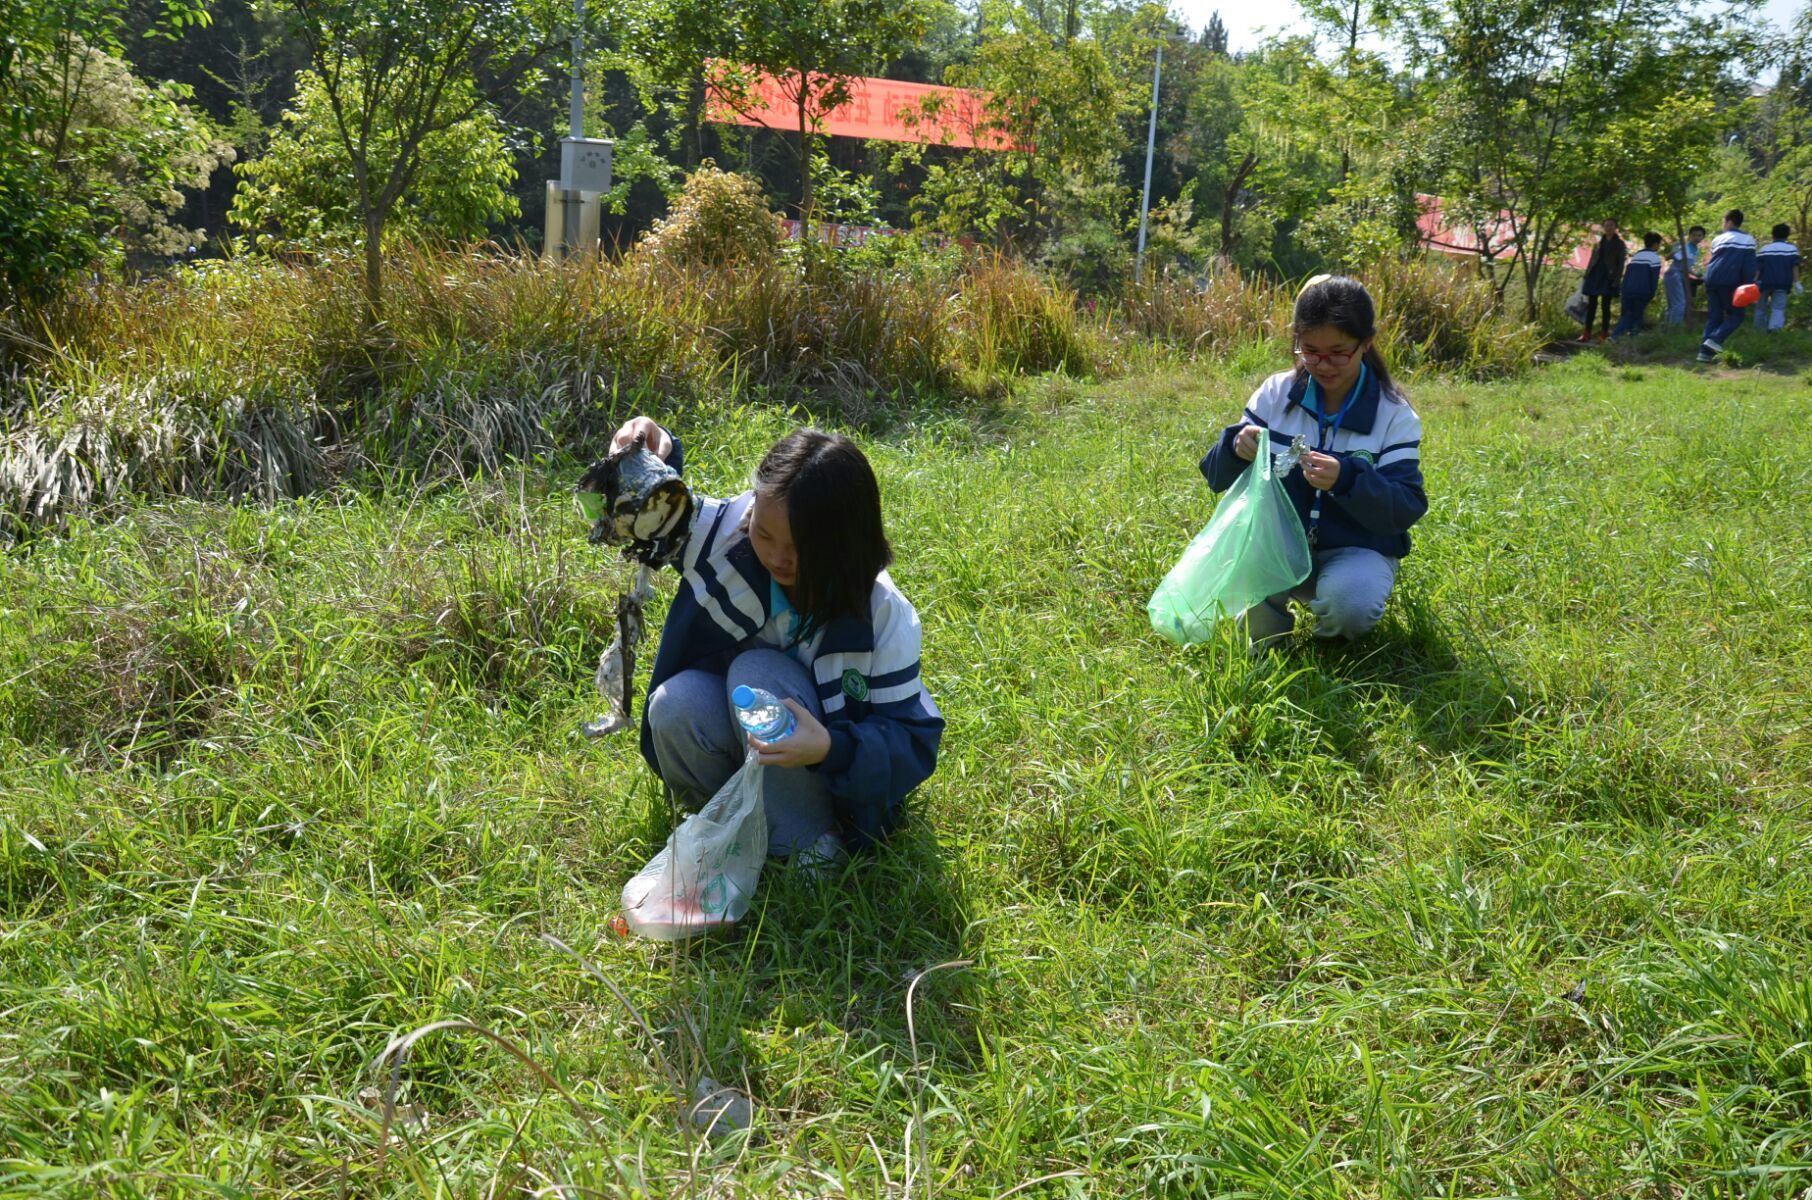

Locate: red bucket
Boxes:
[1734,283,1762,308]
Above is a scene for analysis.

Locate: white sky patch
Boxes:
[1166,0,1801,73]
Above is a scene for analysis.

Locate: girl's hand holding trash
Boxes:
[609,415,674,461]
[1301,450,1342,490]
[748,699,831,767]
[1234,424,1263,462]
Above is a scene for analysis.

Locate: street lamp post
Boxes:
[1135,40,1163,285]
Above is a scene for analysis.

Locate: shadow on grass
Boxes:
[629,800,977,1115]
[1289,584,1719,827]
[1595,322,1812,376]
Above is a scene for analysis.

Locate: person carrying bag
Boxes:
[1196,276,1428,650]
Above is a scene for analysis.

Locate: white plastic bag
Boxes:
[621,751,768,940]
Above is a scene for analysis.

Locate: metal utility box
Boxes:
[560,137,613,193]
[544,182,601,260]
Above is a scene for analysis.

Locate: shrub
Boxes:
[635,163,782,269]
[1120,270,1290,357]
[952,257,1099,382]
[1358,256,1543,379]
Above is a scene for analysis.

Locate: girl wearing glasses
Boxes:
[1198,276,1427,648]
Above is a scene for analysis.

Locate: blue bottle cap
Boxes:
[731,685,756,708]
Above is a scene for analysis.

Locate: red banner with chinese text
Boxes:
[706,67,1017,151]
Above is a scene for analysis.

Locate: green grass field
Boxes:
[3,348,1810,1197]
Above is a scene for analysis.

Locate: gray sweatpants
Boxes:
[1242,545,1400,647]
[1755,287,1790,332]
[1663,267,1688,324]
[645,647,835,856]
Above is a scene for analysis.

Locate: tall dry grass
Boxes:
[1361,255,1543,379]
[1119,271,1293,356]
[3,245,1539,532]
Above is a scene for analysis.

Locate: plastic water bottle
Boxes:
[732,685,795,741]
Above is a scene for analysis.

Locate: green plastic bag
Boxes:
[1149,436,1312,644]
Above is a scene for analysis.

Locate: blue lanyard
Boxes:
[1307,361,1365,453]
[1304,362,1366,545]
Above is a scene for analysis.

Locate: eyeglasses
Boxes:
[1294,347,1360,367]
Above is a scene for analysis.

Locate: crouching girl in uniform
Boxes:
[605,416,943,868]
[1198,276,1428,648]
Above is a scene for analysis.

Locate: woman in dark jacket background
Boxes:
[1578,218,1627,342]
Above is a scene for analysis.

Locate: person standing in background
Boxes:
[1611,232,1665,339]
[1754,222,1801,333]
[1664,225,1705,325]
[1577,219,1627,343]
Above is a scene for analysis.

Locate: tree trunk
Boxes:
[796,79,812,218]
[684,67,705,169]
[1219,151,1257,261]
[1522,218,1557,321]
[364,211,384,323]
[1338,0,1359,184]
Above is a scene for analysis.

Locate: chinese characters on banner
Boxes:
[705,66,1019,152]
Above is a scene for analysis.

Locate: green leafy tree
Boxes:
[1720,31,1812,246]
[613,0,736,169]
[277,0,563,317]
[35,43,233,259]
[230,70,518,252]
[1174,39,1349,271]
[889,4,1130,263]
[1402,0,1757,316]
[1602,94,1724,256]
[0,0,214,310]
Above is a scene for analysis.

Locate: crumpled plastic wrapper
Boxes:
[1273,434,1307,475]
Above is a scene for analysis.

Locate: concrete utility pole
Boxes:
[1135,41,1163,285]
[569,0,584,144]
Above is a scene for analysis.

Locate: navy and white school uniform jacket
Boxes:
[640,474,943,850]
[1703,229,1758,288]
[1200,366,1427,559]
[1621,249,1663,301]
[1758,239,1801,291]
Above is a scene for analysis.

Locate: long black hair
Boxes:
[753,429,893,627]
[1292,275,1403,401]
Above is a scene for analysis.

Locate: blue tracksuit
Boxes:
[1612,249,1663,337]
[1701,229,1759,352]
[637,437,943,850]
[1200,366,1427,559]
[1755,239,1800,331]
